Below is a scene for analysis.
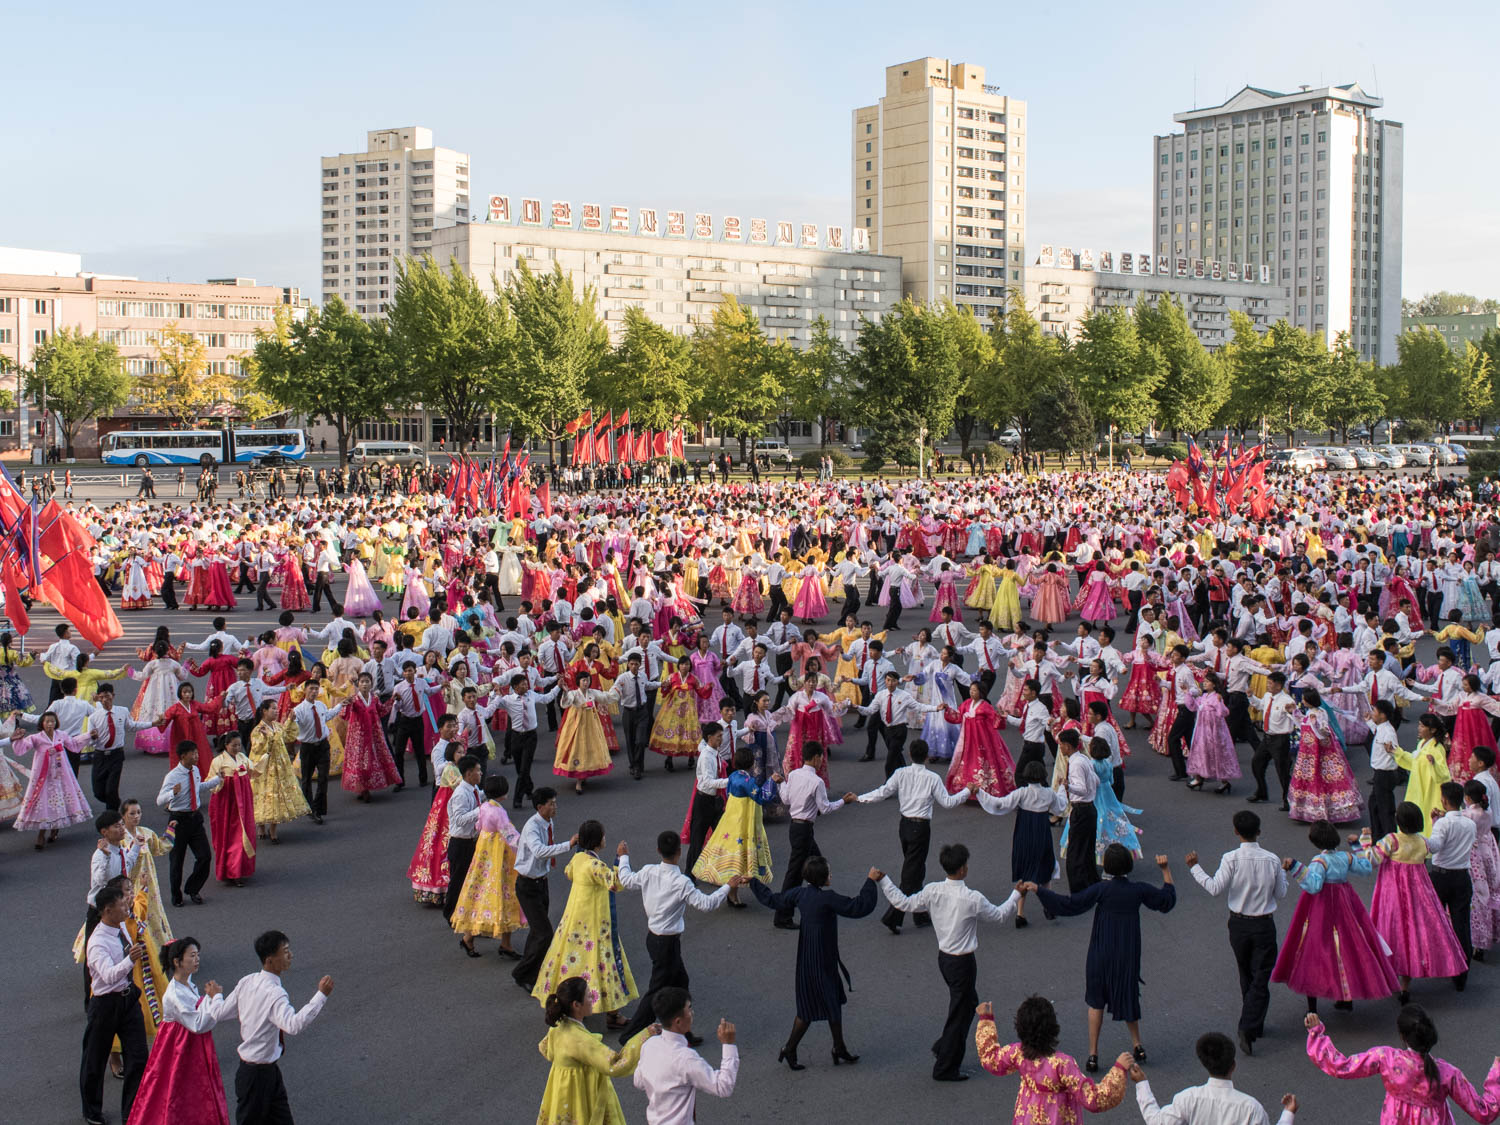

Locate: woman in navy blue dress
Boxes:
[750,856,879,1070]
[1025,844,1176,1073]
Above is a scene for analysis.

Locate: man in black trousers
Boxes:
[615,653,657,780]
[79,884,148,1125]
[511,788,578,992]
[615,831,740,1045]
[772,742,856,929]
[876,844,1022,1082]
[1185,809,1287,1054]
[1428,782,1477,992]
[155,742,221,905]
[856,739,969,934]
[1059,731,1100,891]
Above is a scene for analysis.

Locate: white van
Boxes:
[753,439,793,464]
[351,441,427,464]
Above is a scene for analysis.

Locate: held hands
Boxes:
[647,1023,664,1037]
[771,773,785,784]
[616,841,628,857]
[1114,1052,1135,1071]
[868,867,884,881]
[1282,856,1296,870]
[1282,1094,1299,1112]
[975,1001,994,1019]
[1183,850,1198,866]
[728,875,749,888]
[1016,881,1039,894]
[205,981,222,998]
[842,792,858,803]
[96,838,110,852]
[1303,1012,1321,1030]
[317,975,335,996]
[1128,1063,1146,1082]
[717,1018,736,1045]
[568,834,581,847]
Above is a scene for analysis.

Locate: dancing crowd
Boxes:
[11,460,1500,1123]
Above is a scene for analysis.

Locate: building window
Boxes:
[865,142,871,153]
[0,329,9,343]
[865,123,872,133]
[33,329,48,344]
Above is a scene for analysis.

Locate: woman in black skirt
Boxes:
[975,760,1068,926]
[750,856,879,1070]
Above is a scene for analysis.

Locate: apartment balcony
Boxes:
[604,287,649,300]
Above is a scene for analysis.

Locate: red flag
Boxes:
[36,502,122,648]
[594,411,614,464]
[671,429,685,459]
[619,428,633,465]
[1,562,28,633]
[634,430,650,461]
[616,410,630,429]
[1165,461,1190,508]
[537,480,552,517]
[564,410,590,436]
[652,430,668,458]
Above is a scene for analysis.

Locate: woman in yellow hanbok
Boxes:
[536,976,655,1125]
[552,673,620,794]
[692,746,776,898]
[988,563,1024,630]
[122,798,172,949]
[45,654,130,703]
[450,776,525,956]
[965,560,1000,611]
[248,700,309,840]
[530,821,638,1020]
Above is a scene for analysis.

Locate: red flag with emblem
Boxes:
[36,501,122,648]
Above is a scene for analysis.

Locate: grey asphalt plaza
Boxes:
[10,487,1499,1123]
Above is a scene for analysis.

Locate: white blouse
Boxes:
[163,977,228,1033]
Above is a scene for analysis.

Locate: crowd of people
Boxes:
[13,458,1500,1122]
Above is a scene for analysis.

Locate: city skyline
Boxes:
[3,1,1494,301]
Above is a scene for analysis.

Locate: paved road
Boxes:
[9,564,1497,1124]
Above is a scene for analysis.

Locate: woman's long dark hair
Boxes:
[543,976,589,1026]
[1397,1004,1441,1093]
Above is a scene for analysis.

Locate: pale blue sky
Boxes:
[3,0,1494,302]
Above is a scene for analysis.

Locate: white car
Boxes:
[996,428,1022,449]
[1315,447,1358,470]
[1348,448,1379,469]
[752,439,793,464]
[351,441,427,465]
[1370,447,1406,469]
[1398,445,1433,467]
[1425,443,1458,466]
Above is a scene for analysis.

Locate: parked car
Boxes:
[1424,443,1458,466]
[1270,449,1321,475]
[1370,447,1406,469]
[752,439,793,464]
[1348,447,1379,469]
[1444,443,1469,464]
[1314,447,1358,470]
[996,428,1022,449]
[1397,445,1433,467]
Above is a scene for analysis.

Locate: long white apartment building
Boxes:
[320,127,471,318]
[1152,84,1402,363]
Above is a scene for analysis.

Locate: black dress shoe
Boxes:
[857,754,875,762]
[1167,774,1188,782]
[883,918,901,935]
[1084,1054,1099,1072]
[189,894,205,905]
[172,898,185,908]
[773,920,800,930]
[933,1072,970,1082]
[1238,1031,1253,1056]
[1245,795,1268,804]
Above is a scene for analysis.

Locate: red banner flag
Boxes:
[652,430,668,458]
[1,561,28,634]
[537,480,552,517]
[564,410,590,435]
[670,429,685,459]
[36,501,122,648]
[634,430,650,461]
[616,410,630,429]
[593,411,614,464]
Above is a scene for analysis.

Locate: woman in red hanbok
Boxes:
[186,644,239,739]
[200,548,237,611]
[782,685,838,784]
[277,546,310,612]
[945,682,1016,798]
[340,672,403,800]
[1445,676,1500,783]
[155,682,217,768]
[1119,635,1164,729]
[409,743,462,905]
[129,937,232,1125]
[207,734,256,884]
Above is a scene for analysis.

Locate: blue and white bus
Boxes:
[101,428,307,467]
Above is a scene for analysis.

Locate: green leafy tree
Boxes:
[1072,305,1164,444]
[1395,326,1463,429]
[1458,341,1494,427]
[1134,295,1226,436]
[139,324,239,426]
[693,295,785,458]
[1029,375,1096,460]
[846,298,961,475]
[934,303,994,454]
[26,328,130,457]
[250,297,408,464]
[1402,292,1500,317]
[592,305,699,432]
[1482,329,1500,422]
[1374,363,1406,438]
[1243,319,1332,445]
[780,316,851,448]
[975,297,1065,455]
[1214,312,1266,438]
[504,259,608,462]
[388,255,511,454]
[1321,331,1385,443]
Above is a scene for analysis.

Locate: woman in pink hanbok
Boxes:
[1288,689,1363,824]
[945,682,1016,798]
[340,673,403,800]
[782,685,837,783]
[975,997,1129,1125]
[1462,780,1500,957]
[1185,677,1241,792]
[790,561,828,622]
[688,638,725,722]
[9,713,91,848]
[1305,1006,1500,1125]
[731,566,764,617]
[1073,557,1115,624]
[1119,636,1164,729]
[1445,676,1500,784]
[1363,802,1470,998]
[342,551,383,617]
[926,563,964,624]
[1030,564,1071,626]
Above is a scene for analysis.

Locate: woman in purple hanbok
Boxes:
[1073,557,1115,625]
[688,638,725,722]
[927,563,964,623]
[1185,676,1240,793]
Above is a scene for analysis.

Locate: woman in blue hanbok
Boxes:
[909,649,970,761]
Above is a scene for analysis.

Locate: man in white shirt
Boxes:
[1429,781,1477,989]
[28,676,96,771]
[87,683,153,811]
[155,744,222,906]
[495,673,561,807]
[634,987,738,1124]
[291,687,344,823]
[1185,810,1288,1054]
[708,608,746,709]
[877,844,1020,1081]
[183,617,246,655]
[856,670,935,777]
[222,658,288,750]
[615,831,737,1045]
[1132,1030,1297,1125]
[310,541,344,614]
[79,884,149,1125]
[1366,700,1401,839]
[220,928,333,1125]
[684,725,730,875]
[857,740,969,934]
[41,623,80,704]
[1249,671,1297,811]
[511,788,580,992]
[1061,731,1100,891]
[771,743,857,930]
[616,653,659,781]
[442,756,485,923]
